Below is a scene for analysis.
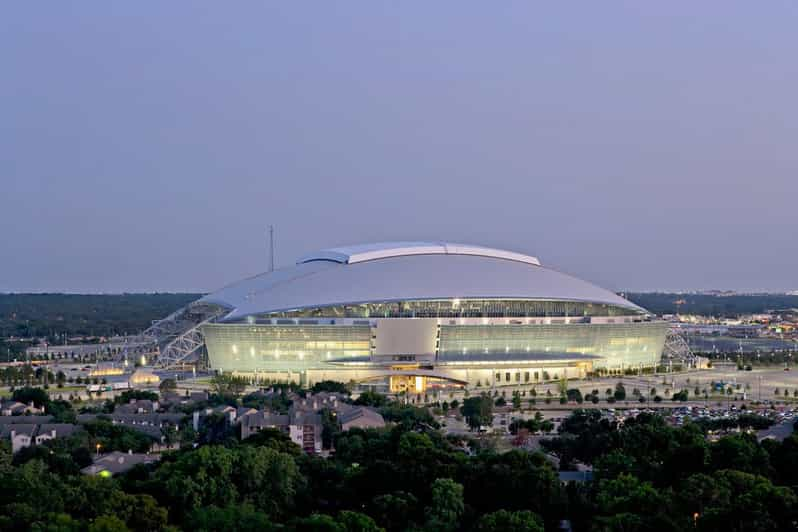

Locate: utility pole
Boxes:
[268,225,275,273]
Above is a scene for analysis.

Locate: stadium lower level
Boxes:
[203,318,667,392]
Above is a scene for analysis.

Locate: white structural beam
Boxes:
[662,329,694,365]
[124,301,227,369]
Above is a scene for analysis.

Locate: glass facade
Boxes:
[242,298,643,320]
[204,319,666,374]
[203,324,371,373]
[437,322,667,369]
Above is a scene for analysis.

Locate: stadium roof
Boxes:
[201,242,645,320]
[297,241,541,266]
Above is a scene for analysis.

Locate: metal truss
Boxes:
[156,302,228,369]
[117,301,228,370]
[662,329,695,366]
[157,320,210,369]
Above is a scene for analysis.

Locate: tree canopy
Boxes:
[0,392,796,531]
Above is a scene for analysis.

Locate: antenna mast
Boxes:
[268,225,275,272]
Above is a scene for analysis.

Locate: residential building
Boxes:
[82,451,160,477]
[240,412,290,440]
[0,422,79,453]
[0,401,43,416]
[115,399,160,414]
[289,411,322,454]
[339,407,385,431]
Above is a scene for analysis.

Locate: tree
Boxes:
[354,391,388,407]
[87,516,130,532]
[337,511,384,532]
[186,504,274,532]
[425,478,463,532]
[159,378,177,394]
[320,408,339,450]
[47,399,76,423]
[311,380,350,395]
[672,390,688,401]
[113,390,158,405]
[241,428,300,456]
[461,396,493,430]
[112,493,168,532]
[12,386,49,408]
[475,510,543,532]
[380,403,438,430]
[614,383,626,401]
[682,470,798,531]
[211,374,247,397]
[512,391,522,410]
[151,445,238,519]
[709,434,770,475]
[371,491,419,532]
[594,474,676,530]
[566,389,583,404]
[292,514,343,532]
[234,446,302,518]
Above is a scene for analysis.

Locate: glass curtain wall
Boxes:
[437,321,667,369]
[203,324,371,372]
[247,299,643,320]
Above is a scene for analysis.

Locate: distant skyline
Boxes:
[2,2,797,294]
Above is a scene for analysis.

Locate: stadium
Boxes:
[191,242,667,392]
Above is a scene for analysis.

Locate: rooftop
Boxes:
[201,241,648,319]
[339,407,385,426]
[297,241,541,267]
[82,451,160,476]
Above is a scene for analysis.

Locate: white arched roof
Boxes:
[201,242,645,321]
[297,241,541,267]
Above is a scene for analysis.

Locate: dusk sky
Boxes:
[2,2,797,294]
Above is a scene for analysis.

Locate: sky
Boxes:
[1,2,797,294]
